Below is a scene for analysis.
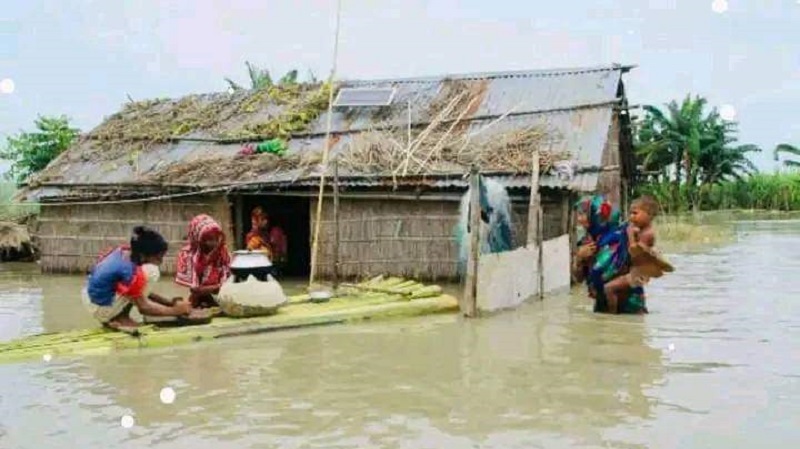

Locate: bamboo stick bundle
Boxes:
[0,277,458,365]
[337,119,568,176]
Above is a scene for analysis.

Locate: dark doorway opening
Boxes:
[235,195,311,278]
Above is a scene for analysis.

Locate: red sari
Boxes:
[175,214,231,288]
[245,207,287,262]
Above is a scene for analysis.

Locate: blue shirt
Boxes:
[86,248,136,306]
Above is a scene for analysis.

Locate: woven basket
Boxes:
[217,300,283,318]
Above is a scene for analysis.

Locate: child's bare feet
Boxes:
[107,316,139,332]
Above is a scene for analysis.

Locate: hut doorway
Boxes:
[237,195,311,278]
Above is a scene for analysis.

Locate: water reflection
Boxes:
[0,218,798,448]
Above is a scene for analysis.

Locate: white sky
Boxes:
[1,0,798,173]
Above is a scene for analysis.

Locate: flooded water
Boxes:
[0,219,798,449]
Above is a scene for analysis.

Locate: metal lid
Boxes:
[230,250,273,269]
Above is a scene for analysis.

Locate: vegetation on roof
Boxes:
[83,81,333,162]
[143,151,323,185]
[33,72,581,188]
[224,61,318,92]
[337,78,570,176]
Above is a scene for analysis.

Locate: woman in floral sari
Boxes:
[572,195,647,314]
[571,195,621,298]
[175,214,232,308]
[588,218,648,315]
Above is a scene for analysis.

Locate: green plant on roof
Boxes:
[0,115,80,184]
[86,81,332,152]
[81,65,330,161]
[224,81,333,140]
[224,61,316,91]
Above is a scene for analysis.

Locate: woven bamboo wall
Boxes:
[311,194,566,281]
[37,195,232,274]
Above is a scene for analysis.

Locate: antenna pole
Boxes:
[309,0,343,287]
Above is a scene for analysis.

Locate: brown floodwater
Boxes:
[0,218,798,449]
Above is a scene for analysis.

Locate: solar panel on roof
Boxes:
[333,87,396,107]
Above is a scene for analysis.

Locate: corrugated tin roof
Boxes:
[34,104,615,187]
[274,171,598,191]
[27,64,629,199]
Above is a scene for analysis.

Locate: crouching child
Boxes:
[83,226,192,331]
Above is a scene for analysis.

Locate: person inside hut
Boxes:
[175,214,232,308]
[571,194,621,298]
[245,206,287,269]
[83,226,192,331]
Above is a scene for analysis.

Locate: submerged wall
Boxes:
[36,195,232,274]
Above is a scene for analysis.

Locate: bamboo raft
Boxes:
[0,277,458,365]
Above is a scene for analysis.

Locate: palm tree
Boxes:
[695,116,759,182]
[774,143,800,167]
[635,95,761,212]
[635,95,709,209]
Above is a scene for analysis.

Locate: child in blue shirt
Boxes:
[83,226,192,331]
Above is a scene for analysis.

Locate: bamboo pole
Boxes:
[0,279,459,364]
[567,192,577,283]
[333,158,340,288]
[526,148,543,299]
[527,149,540,245]
[537,193,545,301]
[309,0,343,287]
[462,165,480,318]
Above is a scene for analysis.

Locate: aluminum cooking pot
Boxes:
[230,250,274,282]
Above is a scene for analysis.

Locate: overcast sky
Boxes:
[1,0,798,174]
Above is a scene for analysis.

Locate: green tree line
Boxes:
[633,95,798,212]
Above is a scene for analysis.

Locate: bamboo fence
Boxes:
[310,195,567,281]
[36,195,232,273]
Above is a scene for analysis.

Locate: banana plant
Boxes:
[774,144,800,167]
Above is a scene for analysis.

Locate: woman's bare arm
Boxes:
[135,297,190,316]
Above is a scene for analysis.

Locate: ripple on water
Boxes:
[0,222,799,448]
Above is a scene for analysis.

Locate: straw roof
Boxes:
[23,64,633,200]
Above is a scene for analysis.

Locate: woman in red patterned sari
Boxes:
[175,214,231,308]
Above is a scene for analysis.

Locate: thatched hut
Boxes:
[0,221,36,262]
[19,64,637,280]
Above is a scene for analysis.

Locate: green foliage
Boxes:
[634,95,761,211]
[229,82,332,140]
[225,62,314,92]
[0,181,38,221]
[774,143,800,167]
[636,173,800,213]
[0,115,80,184]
